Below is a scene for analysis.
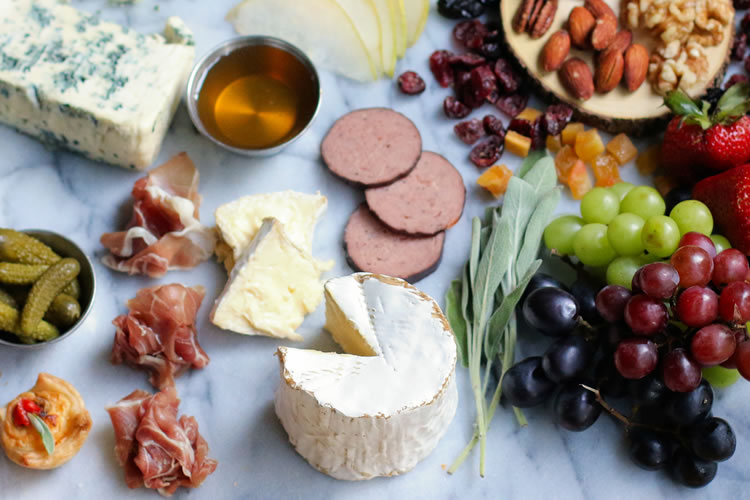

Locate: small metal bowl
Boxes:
[186,36,321,157]
[0,230,95,349]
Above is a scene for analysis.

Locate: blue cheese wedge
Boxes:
[0,0,195,169]
[210,218,328,341]
[214,190,332,271]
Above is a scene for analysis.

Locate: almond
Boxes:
[541,30,570,72]
[568,7,595,49]
[595,50,624,93]
[584,0,616,20]
[624,43,649,91]
[590,15,617,51]
[530,0,558,39]
[559,58,594,100]
[597,30,632,64]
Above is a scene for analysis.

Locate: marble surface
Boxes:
[1,1,749,499]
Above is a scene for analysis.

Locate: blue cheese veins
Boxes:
[0,1,195,169]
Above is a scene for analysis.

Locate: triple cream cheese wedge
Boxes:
[214,191,330,271]
[210,218,327,341]
[275,273,458,480]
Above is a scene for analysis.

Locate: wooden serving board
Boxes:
[500,0,734,135]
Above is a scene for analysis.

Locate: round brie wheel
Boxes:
[274,273,458,480]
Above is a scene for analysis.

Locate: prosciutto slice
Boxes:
[112,284,209,390]
[100,153,216,277]
[106,387,218,497]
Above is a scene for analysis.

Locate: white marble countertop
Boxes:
[1,1,749,498]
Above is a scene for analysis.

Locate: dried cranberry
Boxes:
[397,71,426,95]
[493,59,520,94]
[444,96,471,118]
[529,120,546,150]
[732,33,748,61]
[480,42,503,59]
[449,52,487,69]
[483,115,506,138]
[486,89,499,103]
[453,20,487,48]
[736,0,750,10]
[725,73,749,90]
[469,65,497,102]
[430,50,455,88]
[541,104,574,135]
[495,93,528,117]
[470,136,503,167]
[509,117,533,137]
[454,118,486,145]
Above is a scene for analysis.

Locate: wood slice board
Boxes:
[500,0,734,135]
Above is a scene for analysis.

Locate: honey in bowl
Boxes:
[196,44,319,151]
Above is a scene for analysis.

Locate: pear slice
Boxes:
[405,0,429,47]
[334,0,383,75]
[391,0,407,58]
[227,0,377,81]
[372,0,397,76]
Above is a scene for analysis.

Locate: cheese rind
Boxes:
[275,273,458,480]
[0,0,195,169]
[210,218,326,341]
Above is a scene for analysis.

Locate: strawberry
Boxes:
[693,164,750,255]
[661,84,750,179]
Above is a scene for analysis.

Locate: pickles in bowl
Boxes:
[0,230,95,348]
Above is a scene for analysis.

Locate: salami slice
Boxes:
[343,204,444,282]
[365,151,466,236]
[321,108,422,187]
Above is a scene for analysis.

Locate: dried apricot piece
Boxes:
[606,133,638,165]
[574,129,605,163]
[546,134,562,153]
[636,145,660,175]
[555,145,579,182]
[477,164,513,197]
[567,160,592,199]
[592,154,622,187]
[516,107,543,122]
[561,122,584,145]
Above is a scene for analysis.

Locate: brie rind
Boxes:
[214,190,330,269]
[210,218,326,341]
[275,273,458,480]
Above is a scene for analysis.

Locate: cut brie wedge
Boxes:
[275,273,458,480]
[210,218,327,341]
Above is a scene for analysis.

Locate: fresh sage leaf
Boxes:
[446,279,469,367]
[472,216,513,327]
[521,156,557,197]
[516,187,561,281]
[29,413,54,456]
[484,260,542,361]
[469,217,482,287]
[516,149,546,178]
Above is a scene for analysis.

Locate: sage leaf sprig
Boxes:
[446,154,560,477]
[29,413,55,456]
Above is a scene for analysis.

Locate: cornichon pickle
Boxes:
[0,302,59,342]
[44,294,81,328]
[21,258,79,335]
[0,229,60,265]
[62,278,80,299]
[0,263,49,285]
[0,287,16,308]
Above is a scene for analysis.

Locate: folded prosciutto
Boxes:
[106,387,217,496]
[112,284,209,390]
[100,153,216,277]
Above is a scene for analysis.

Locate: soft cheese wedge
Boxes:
[210,218,327,341]
[0,1,195,169]
[275,273,458,480]
[214,190,329,271]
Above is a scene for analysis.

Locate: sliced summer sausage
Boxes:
[321,108,422,187]
[365,151,466,236]
[344,204,444,282]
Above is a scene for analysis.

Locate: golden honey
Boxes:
[196,45,318,150]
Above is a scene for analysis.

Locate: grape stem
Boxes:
[580,384,675,435]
